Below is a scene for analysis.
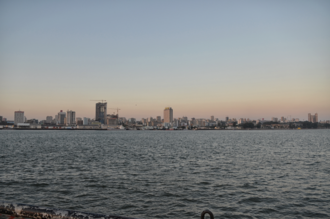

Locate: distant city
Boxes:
[0,102,329,130]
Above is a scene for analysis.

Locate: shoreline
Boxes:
[0,128,328,131]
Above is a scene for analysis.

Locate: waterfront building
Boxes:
[119,117,127,123]
[14,111,24,125]
[308,113,312,122]
[0,116,2,122]
[107,114,118,125]
[129,118,136,123]
[46,116,53,124]
[211,116,214,121]
[164,107,173,123]
[238,118,244,124]
[76,117,82,124]
[83,117,89,125]
[157,116,161,123]
[308,113,318,123]
[57,110,66,125]
[66,110,76,125]
[27,119,38,124]
[95,102,107,124]
[173,118,178,127]
[272,117,278,122]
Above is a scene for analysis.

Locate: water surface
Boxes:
[0,130,329,218]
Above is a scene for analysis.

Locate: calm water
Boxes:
[0,130,329,218]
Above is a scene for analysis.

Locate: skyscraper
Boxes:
[314,113,318,123]
[308,113,312,122]
[95,102,107,124]
[164,107,173,123]
[57,110,66,125]
[46,116,53,124]
[308,113,318,123]
[14,111,24,125]
[66,110,76,125]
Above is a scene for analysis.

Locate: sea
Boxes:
[0,130,329,219]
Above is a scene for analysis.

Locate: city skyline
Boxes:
[0,104,325,123]
[1,1,329,120]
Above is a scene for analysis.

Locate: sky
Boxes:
[1,0,329,121]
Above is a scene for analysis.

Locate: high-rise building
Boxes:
[57,110,66,125]
[46,116,53,124]
[308,113,312,122]
[66,110,76,125]
[157,116,161,122]
[14,111,24,125]
[83,117,89,125]
[314,113,318,123]
[164,107,173,123]
[308,113,318,123]
[225,117,229,122]
[95,102,107,124]
[211,116,214,121]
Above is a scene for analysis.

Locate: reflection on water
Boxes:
[0,130,329,218]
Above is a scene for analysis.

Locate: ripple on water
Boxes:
[0,130,330,218]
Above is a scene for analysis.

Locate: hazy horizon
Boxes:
[1,0,329,121]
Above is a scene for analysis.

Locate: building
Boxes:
[308,113,318,123]
[157,116,161,123]
[314,113,318,123]
[164,107,173,123]
[95,102,107,124]
[107,114,118,126]
[308,113,312,122]
[27,119,38,124]
[238,118,244,124]
[211,116,214,121]
[83,117,89,125]
[129,118,136,123]
[66,110,76,125]
[14,111,24,125]
[46,116,53,124]
[57,110,66,125]
[76,117,82,124]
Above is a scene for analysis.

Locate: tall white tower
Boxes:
[14,111,24,125]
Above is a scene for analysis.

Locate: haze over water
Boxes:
[1,130,329,218]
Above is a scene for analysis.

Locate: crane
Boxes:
[109,108,121,117]
[90,100,107,103]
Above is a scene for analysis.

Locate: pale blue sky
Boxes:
[1,0,329,120]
